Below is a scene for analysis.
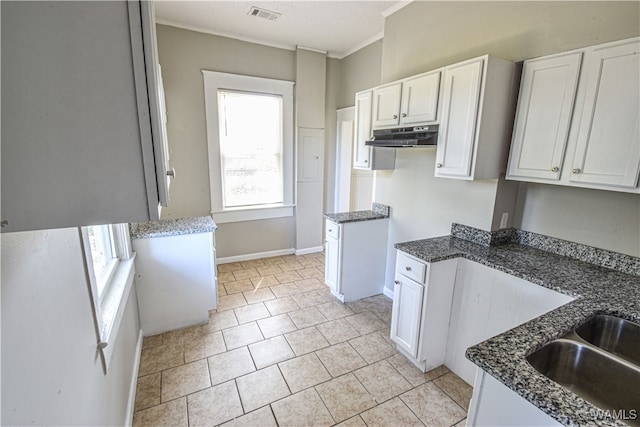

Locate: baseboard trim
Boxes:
[295,246,324,256]
[383,286,394,300]
[125,329,144,426]
[217,248,295,264]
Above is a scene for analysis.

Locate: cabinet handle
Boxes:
[1,220,8,228]
[328,229,332,233]
[393,114,398,119]
[364,159,368,163]
[405,266,412,272]
[394,280,400,285]
[436,163,443,168]
[401,113,407,117]
[551,166,559,172]
[167,168,176,178]
[572,168,581,174]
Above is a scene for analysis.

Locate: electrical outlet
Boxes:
[500,212,509,229]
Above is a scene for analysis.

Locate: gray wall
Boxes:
[337,40,383,108]
[1,228,141,426]
[156,25,297,258]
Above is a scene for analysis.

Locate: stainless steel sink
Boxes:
[527,339,640,418]
[576,315,640,367]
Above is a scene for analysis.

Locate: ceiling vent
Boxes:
[247,6,281,21]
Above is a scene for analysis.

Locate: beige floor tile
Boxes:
[284,326,330,355]
[425,365,450,381]
[206,310,238,332]
[261,256,286,265]
[222,322,264,349]
[295,278,326,293]
[217,272,236,283]
[134,373,161,412]
[257,313,297,338]
[315,342,367,377]
[387,354,430,386]
[371,307,392,325]
[400,382,467,426]
[353,360,413,403]
[236,365,291,413]
[434,372,474,411]
[297,267,325,280]
[184,330,226,363]
[316,318,360,345]
[251,275,280,288]
[161,359,210,402]
[221,406,277,427]
[376,327,395,347]
[248,335,295,369]
[132,396,187,427]
[218,285,227,297]
[279,353,331,393]
[453,417,467,426]
[270,282,300,297]
[291,291,327,308]
[232,267,261,281]
[218,262,244,273]
[224,279,255,295]
[345,311,388,334]
[187,381,243,426]
[279,261,304,271]
[243,287,276,304]
[272,388,334,427]
[360,397,424,427]
[138,343,184,377]
[234,302,271,324]
[264,296,300,315]
[349,332,396,364]
[315,373,376,423]
[288,306,327,328]
[334,415,368,427]
[240,259,266,269]
[316,301,355,320]
[217,293,247,311]
[142,334,163,350]
[256,264,283,276]
[208,346,256,385]
[274,270,303,283]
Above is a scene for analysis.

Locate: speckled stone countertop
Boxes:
[324,203,390,224]
[395,235,640,427]
[130,216,217,239]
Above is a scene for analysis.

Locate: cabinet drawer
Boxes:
[325,221,340,239]
[396,251,426,283]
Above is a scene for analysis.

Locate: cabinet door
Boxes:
[353,91,373,169]
[324,235,340,295]
[372,82,402,128]
[435,58,484,179]
[570,39,640,188]
[390,273,424,358]
[506,53,582,181]
[400,71,441,125]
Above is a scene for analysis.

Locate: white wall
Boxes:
[1,228,141,426]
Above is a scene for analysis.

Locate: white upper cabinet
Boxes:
[372,70,442,129]
[1,0,170,232]
[506,53,582,181]
[435,55,516,180]
[353,90,395,170]
[507,37,640,193]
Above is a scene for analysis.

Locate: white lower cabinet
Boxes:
[390,252,458,372]
[324,218,389,302]
[467,369,561,426]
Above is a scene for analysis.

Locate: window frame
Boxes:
[203,70,295,224]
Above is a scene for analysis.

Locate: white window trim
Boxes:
[202,70,295,224]
[81,223,136,374]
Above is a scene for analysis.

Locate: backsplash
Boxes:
[451,223,640,277]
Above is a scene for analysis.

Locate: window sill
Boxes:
[212,205,294,224]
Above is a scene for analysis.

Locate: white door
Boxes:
[390,273,424,358]
[569,38,640,188]
[506,53,582,181]
[353,90,373,169]
[324,230,340,295]
[400,71,441,125]
[335,107,354,212]
[435,58,484,179]
[372,82,402,128]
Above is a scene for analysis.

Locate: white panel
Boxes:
[324,233,341,295]
[350,172,374,211]
[390,273,424,357]
[353,90,373,169]
[298,128,325,182]
[372,82,402,128]
[400,70,441,125]
[335,107,355,212]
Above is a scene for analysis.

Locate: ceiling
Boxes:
[154,1,410,58]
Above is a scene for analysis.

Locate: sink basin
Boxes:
[527,339,640,423]
[576,315,640,367]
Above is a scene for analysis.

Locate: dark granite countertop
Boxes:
[324,202,390,224]
[130,216,217,239]
[395,235,640,427]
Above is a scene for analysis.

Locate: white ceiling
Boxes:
[155,1,409,58]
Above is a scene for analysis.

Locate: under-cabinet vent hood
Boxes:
[366,125,438,147]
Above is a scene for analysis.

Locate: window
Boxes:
[81,223,135,373]
[203,71,294,223]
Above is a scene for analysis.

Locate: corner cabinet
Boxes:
[1,0,172,233]
[324,218,389,302]
[372,70,442,129]
[435,55,516,180]
[353,90,396,170]
[390,252,457,372]
[507,37,640,193]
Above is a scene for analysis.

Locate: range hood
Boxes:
[365,125,438,147]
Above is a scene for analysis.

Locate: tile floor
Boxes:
[133,252,473,427]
